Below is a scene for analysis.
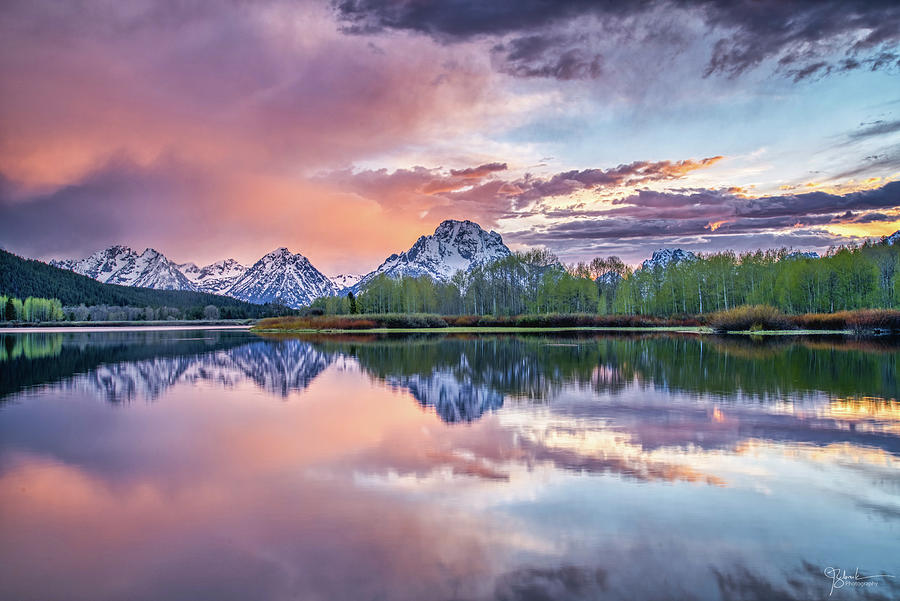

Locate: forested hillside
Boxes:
[0,249,291,318]
[314,238,900,317]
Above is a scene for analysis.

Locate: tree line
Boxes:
[1,295,64,322]
[1,294,250,322]
[312,238,900,317]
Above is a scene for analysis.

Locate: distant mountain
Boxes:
[228,248,336,308]
[641,248,697,271]
[51,246,195,291]
[884,230,900,245]
[350,220,511,294]
[179,259,247,294]
[53,246,334,309]
[784,251,820,260]
[0,248,277,314]
[47,220,513,305]
[596,271,623,286]
[329,273,364,291]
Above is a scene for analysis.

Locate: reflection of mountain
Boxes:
[324,337,575,422]
[296,334,900,461]
[386,369,504,423]
[1,331,248,399]
[306,333,900,407]
[63,340,333,402]
[7,331,900,459]
[2,332,332,402]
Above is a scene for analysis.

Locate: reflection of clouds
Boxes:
[5,333,900,600]
[4,345,900,600]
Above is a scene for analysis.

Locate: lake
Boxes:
[1,329,898,601]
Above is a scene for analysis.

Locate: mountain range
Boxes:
[46,218,836,309]
[50,220,514,309]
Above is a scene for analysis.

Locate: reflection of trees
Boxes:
[306,334,638,422]
[303,333,900,421]
[1,332,331,402]
[1,331,247,399]
[0,333,63,361]
[8,330,900,423]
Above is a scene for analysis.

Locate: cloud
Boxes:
[449,162,509,178]
[0,157,445,272]
[335,0,900,81]
[514,157,724,202]
[503,181,900,263]
[316,156,724,228]
[848,120,900,141]
[491,34,604,80]
[0,0,498,190]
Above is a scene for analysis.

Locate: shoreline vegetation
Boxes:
[249,306,900,336]
[0,319,255,329]
[3,305,899,337]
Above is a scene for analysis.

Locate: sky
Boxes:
[1,0,899,274]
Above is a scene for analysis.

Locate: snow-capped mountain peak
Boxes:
[227,248,336,307]
[179,258,247,294]
[784,251,820,260]
[329,273,364,291]
[350,219,511,293]
[52,245,196,291]
[51,220,514,306]
[53,245,334,308]
[641,248,697,271]
[884,230,900,245]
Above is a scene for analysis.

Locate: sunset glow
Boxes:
[1,1,899,271]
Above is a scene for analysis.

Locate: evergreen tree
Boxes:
[4,297,15,321]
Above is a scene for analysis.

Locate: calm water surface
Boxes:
[1,329,899,601]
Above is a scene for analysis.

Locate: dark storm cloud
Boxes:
[334,0,900,80]
[491,34,603,80]
[333,0,627,39]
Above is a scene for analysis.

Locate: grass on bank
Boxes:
[708,305,900,334]
[255,308,900,335]
[253,313,703,332]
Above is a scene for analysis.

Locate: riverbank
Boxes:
[254,325,710,335]
[0,319,254,331]
[252,309,900,336]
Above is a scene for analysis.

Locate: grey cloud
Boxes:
[335,0,900,81]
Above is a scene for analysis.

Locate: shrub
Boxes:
[791,312,851,330]
[845,309,900,334]
[708,305,793,333]
[254,313,448,331]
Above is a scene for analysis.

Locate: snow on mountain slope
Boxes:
[640,248,697,271]
[784,251,820,260]
[350,220,511,294]
[329,273,364,291]
[227,248,336,308]
[51,246,196,291]
[53,246,334,308]
[179,259,247,294]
